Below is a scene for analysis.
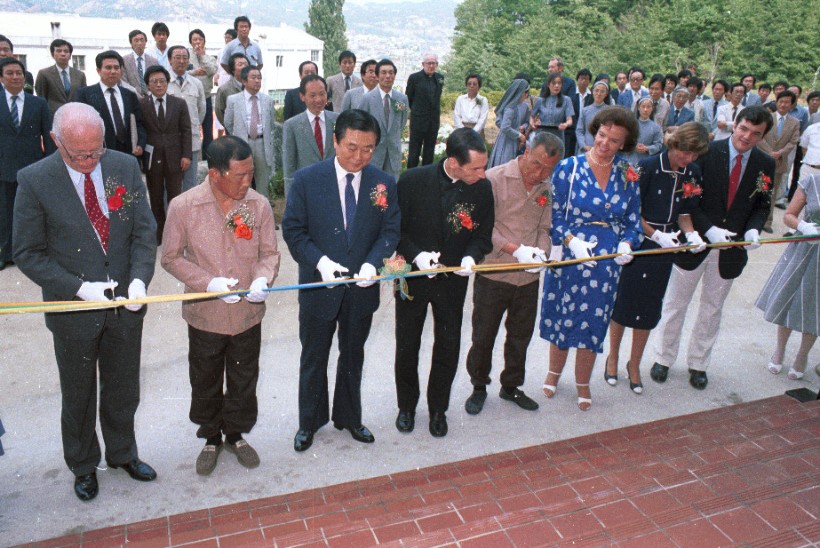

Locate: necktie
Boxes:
[344,76,350,91]
[107,88,126,143]
[9,95,19,129]
[671,109,679,125]
[383,93,390,122]
[157,97,165,125]
[732,106,737,122]
[137,57,145,93]
[344,173,356,243]
[713,101,719,118]
[314,116,324,157]
[61,69,71,95]
[777,115,784,138]
[83,173,110,252]
[727,155,742,208]
[177,76,184,87]
[249,95,259,139]
[742,94,747,106]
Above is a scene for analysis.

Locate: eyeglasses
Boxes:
[148,78,168,85]
[57,138,106,161]
[423,61,438,66]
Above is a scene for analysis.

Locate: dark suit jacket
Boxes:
[406,69,443,134]
[13,150,157,336]
[674,139,775,279]
[140,94,192,173]
[283,87,306,121]
[74,84,147,154]
[282,159,401,321]
[396,161,494,269]
[34,65,87,115]
[0,92,55,182]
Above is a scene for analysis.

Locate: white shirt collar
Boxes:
[334,157,361,181]
[378,87,391,101]
[305,110,325,124]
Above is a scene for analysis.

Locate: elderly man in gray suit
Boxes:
[13,102,158,501]
[283,74,338,196]
[359,59,408,179]
[341,59,378,112]
[224,66,276,201]
[326,50,362,113]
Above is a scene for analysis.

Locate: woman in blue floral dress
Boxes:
[540,107,643,410]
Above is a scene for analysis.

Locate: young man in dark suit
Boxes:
[282,109,400,452]
[0,58,55,270]
[74,50,146,157]
[13,102,158,501]
[652,106,775,390]
[394,128,494,437]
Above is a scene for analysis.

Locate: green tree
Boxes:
[304,0,348,76]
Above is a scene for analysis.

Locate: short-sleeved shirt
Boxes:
[221,39,263,67]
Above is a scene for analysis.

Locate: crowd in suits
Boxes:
[2,22,819,505]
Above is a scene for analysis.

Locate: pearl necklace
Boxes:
[587,150,614,168]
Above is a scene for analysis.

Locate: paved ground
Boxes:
[0,206,817,546]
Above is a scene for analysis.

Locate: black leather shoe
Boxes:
[429,412,448,438]
[107,459,157,481]
[334,423,375,443]
[762,226,774,233]
[464,389,487,415]
[689,369,708,390]
[294,429,314,452]
[395,410,415,433]
[499,388,539,411]
[74,472,98,501]
[650,362,669,383]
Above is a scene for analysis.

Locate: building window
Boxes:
[275,55,283,67]
[73,56,85,71]
[310,50,319,62]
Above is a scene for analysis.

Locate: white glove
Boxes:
[413,251,441,278]
[76,281,118,302]
[125,279,146,311]
[567,237,597,267]
[744,229,761,250]
[548,245,563,263]
[685,231,707,253]
[316,256,349,282]
[455,256,476,276]
[704,226,737,244]
[614,241,633,266]
[354,263,378,288]
[207,277,240,303]
[797,220,819,242]
[245,276,269,303]
[513,245,547,273]
[651,230,681,249]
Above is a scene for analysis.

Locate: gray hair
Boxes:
[673,86,689,99]
[422,52,438,63]
[528,131,565,158]
[52,103,105,141]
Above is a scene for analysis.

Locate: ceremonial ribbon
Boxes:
[2,234,818,316]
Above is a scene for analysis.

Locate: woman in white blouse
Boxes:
[454,73,490,139]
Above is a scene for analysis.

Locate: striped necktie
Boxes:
[9,95,19,129]
[344,173,356,243]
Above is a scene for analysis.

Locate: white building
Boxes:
[1,11,324,105]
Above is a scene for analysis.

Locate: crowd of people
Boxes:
[0,21,818,506]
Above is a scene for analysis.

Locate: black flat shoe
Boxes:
[650,362,669,383]
[395,410,415,433]
[689,369,708,390]
[74,472,98,501]
[294,429,314,452]
[334,423,375,443]
[107,459,157,481]
[464,389,487,415]
[429,412,448,438]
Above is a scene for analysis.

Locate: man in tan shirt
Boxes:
[161,136,280,475]
[464,132,564,415]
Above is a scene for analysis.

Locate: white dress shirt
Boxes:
[65,162,109,219]
[305,109,326,147]
[334,158,361,228]
[453,93,489,134]
[99,83,125,127]
[714,102,744,141]
[4,88,23,121]
[243,90,264,136]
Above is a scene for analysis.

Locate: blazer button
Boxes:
[105,261,109,267]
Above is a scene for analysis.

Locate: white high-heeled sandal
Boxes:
[576,383,591,411]
[787,367,804,380]
[543,370,561,398]
[767,361,783,375]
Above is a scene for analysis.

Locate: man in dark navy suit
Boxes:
[75,50,146,157]
[282,109,400,452]
[0,58,55,270]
